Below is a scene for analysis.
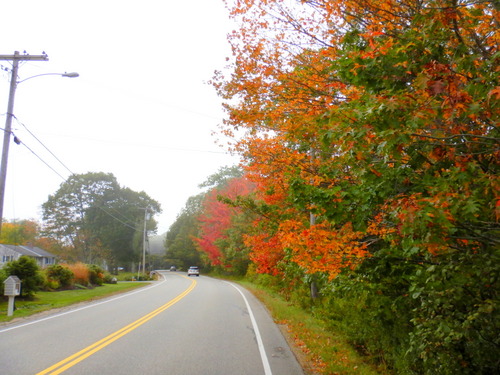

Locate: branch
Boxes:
[411,133,500,142]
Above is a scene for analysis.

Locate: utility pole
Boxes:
[0,51,48,234]
[142,208,150,275]
[309,148,318,300]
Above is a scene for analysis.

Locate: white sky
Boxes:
[0,0,240,235]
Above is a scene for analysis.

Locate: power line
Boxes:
[13,115,74,175]
[93,205,139,230]
[11,130,67,180]
[2,119,152,231]
[42,131,230,155]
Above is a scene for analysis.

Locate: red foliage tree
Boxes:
[195,176,255,266]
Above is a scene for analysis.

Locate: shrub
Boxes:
[3,256,44,298]
[63,263,90,286]
[46,264,74,288]
[0,267,6,281]
[45,279,61,290]
[0,268,6,294]
[103,273,117,284]
[88,264,105,286]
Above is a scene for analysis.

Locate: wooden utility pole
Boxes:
[0,51,48,233]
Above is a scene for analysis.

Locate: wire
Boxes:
[43,131,230,155]
[13,132,67,180]
[10,130,152,232]
[2,118,150,231]
[93,205,139,230]
[3,114,231,156]
[13,115,74,175]
[93,199,145,229]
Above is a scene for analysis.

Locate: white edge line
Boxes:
[226,281,273,375]
[0,274,167,334]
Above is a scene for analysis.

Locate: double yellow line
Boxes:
[37,276,197,375]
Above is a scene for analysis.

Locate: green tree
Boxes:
[165,194,204,270]
[198,165,243,189]
[4,256,44,298]
[85,187,161,269]
[42,172,161,268]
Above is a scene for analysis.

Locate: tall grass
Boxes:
[62,262,90,285]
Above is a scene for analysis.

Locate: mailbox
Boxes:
[4,275,21,296]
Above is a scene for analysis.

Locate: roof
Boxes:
[18,245,55,258]
[0,244,56,258]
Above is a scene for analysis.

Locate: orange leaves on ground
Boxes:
[488,87,500,101]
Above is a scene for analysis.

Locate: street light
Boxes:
[17,72,79,84]
[0,66,79,233]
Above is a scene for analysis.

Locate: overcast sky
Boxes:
[0,0,240,234]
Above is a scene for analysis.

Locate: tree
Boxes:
[214,0,499,372]
[0,220,40,245]
[195,173,256,273]
[42,172,161,267]
[165,194,204,270]
[85,186,161,268]
[4,256,43,298]
[166,166,256,275]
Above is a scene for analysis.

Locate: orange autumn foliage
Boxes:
[245,231,283,275]
[213,0,499,277]
[62,262,90,285]
[279,220,369,280]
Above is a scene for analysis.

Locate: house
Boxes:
[0,244,56,269]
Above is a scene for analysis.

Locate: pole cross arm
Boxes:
[0,53,48,61]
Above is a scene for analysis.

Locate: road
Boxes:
[0,272,304,375]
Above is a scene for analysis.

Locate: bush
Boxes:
[46,264,74,288]
[0,268,6,294]
[3,256,44,298]
[45,279,61,290]
[88,264,105,286]
[103,273,117,283]
[63,263,89,286]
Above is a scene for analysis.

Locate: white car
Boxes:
[187,266,200,277]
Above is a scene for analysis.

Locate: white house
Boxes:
[0,244,56,269]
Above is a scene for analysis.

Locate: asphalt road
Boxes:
[0,272,304,375]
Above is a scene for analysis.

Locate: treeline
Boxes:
[2,172,161,271]
[167,1,499,374]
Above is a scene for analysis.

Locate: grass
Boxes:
[0,282,147,323]
[237,280,385,375]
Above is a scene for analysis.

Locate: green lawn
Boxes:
[0,282,147,323]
